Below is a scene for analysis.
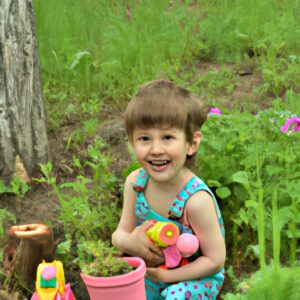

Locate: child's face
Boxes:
[132,126,200,184]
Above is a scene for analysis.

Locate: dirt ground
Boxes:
[0,62,266,298]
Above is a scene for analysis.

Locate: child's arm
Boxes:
[111,169,164,267]
[146,191,226,282]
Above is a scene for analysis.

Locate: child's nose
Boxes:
[150,140,164,154]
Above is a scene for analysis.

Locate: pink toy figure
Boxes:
[177,233,200,257]
[31,284,75,300]
[31,260,76,300]
[145,220,199,268]
[163,233,199,268]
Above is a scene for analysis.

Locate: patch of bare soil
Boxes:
[1,188,59,226]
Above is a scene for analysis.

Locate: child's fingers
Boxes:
[148,243,164,257]
[145,267,159,282]
[145,258,164,267]
[139,221,152,231]
[145,249,164,267]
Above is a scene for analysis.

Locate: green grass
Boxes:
[198,0,300,96]
[198,0,300,62]
[33,0,202,106]
[33,0,300,109]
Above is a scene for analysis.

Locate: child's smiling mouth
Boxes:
[148,160,170,166]
[148,160,170,171]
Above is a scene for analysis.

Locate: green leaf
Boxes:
[237,208,249,225]
[276,206,292,231]
[73,155,82,169]
[70,51,90,70]
[56,240,71,257]
[0,181,8,194]
[246,200,258,209]
[266,165,282,176]
[216,186,231,199]
[249,244,260,258]
[287,228,300,238]
[207,180,222,188]
[231,171,250,186]
[39,162,53,177]
[121,161,141,178]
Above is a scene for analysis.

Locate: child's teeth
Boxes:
[152,160,167,165]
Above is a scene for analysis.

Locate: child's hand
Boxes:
[127,224,164,267]
[146,267,170,282]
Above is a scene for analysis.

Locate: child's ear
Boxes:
[187,131,202,156]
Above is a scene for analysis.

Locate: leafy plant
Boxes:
[35,139,119,242]
[0,209,16,262]
[34,137,121,273]
[197,104,300,267]
[0,209,16,239]
[0,175,29,199]
[223,266,300,300]
[78,240,134,277]
[257,51,300,96]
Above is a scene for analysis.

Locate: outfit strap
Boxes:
[168,176,225,237]
[132,168,148,192]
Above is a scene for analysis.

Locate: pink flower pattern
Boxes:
[133,168,225,299]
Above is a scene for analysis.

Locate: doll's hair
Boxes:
[125,79,208,144]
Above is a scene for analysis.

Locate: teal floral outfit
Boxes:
[133,168,225,300]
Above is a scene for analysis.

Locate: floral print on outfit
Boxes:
[133,169,225,300]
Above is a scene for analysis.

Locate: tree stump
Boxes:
[0,0,50,182]
[3,224,54,286]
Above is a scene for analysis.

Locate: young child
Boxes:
[112,80,226,300]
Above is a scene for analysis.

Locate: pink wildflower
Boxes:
[209,107,222,116]
[280,116,300,133]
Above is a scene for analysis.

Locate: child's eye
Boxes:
[164,135,174,141]
[138,136,149,142]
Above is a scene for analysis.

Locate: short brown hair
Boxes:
[125,80,208,143]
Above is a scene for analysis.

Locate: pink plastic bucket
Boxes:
[80,257,146,300]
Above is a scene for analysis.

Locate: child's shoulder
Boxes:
[125,168,142,185]
[185,190,214,214]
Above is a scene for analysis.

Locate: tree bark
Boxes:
[0,0,49,181]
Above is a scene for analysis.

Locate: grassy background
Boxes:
[34,0,300,104]
[1,1,299,298]
[33,0,300,277]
